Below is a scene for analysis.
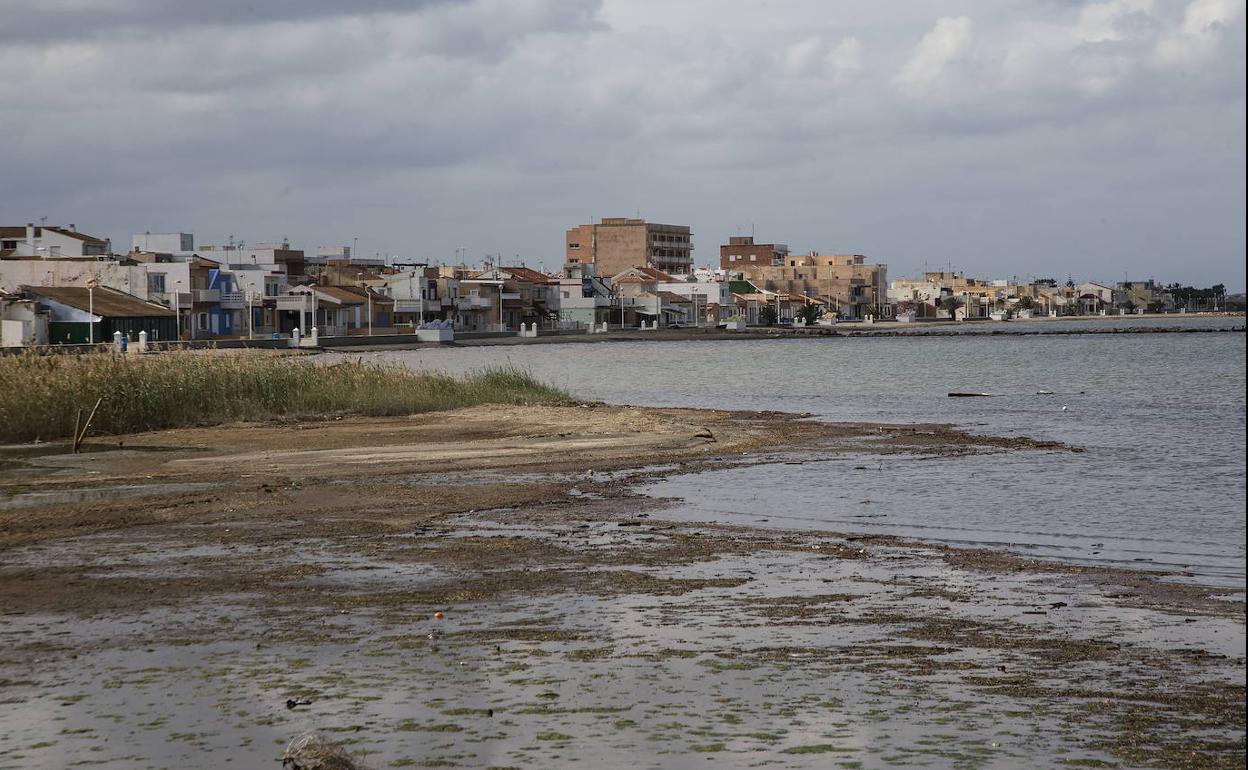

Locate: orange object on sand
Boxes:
[434,611,445,620]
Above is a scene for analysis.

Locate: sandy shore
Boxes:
[0,406,1242,768]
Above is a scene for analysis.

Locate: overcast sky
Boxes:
[1,0,1244,287]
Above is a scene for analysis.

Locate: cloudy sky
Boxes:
[1,0,1244,287]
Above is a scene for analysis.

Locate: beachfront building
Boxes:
[21,285,177,343]
[729,286,823,326]
[556,263,613,329]
[732,253,888,320]
[888,272,1050,319]
[653,275,736,325]
[565,218,693,277]
[468,266,559,331]
[1113,280,1174,313]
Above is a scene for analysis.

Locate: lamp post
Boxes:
[86,278,97,344]
[173,279,182,341]
[356,272,373,336]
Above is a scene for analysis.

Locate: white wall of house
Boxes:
[0,300,49,347]
[132,232,193,253]
[226,267,286,298]
[0,259,189,303]
[2,225,110,257]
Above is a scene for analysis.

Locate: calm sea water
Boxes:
[367,318,1247,586]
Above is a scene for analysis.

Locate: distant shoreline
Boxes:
[324,316,1244,352]
[5,312,1243,356]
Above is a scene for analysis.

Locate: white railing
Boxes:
[275,295,312,311]
[219,291,246,309]
[393,299,426,313]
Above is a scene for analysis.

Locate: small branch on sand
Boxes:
[73,397,103,454]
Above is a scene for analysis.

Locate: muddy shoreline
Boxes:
[0,405,1243,769]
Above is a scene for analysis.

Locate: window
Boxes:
[197,313,208,330]
[568,243,580,249]
[749,255,756,262]
[147,273,166,293]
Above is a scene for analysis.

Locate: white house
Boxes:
[1,223,111,258]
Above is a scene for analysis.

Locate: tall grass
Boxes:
[0,351,573,443]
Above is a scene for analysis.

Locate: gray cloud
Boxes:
[0,0,1243,287]
[0,0,464,42]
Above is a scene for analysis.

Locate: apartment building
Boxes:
[565,217,693,276]
[719,236,789,270]
[732,252,888,320]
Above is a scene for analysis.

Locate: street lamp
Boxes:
[86,277,97,344]
[173,279,182,341]
[247,291,260,340]
[419,271,426,328]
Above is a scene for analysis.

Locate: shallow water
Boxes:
[3,515,1240,770]
[369,317,1247,586]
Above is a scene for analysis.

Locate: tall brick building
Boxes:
[719,236,789,270]
[565,218,693,276]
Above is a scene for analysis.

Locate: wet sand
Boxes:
[0,405,1242,769]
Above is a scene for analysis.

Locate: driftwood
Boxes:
[281,731,363,770]
[72,397,103,453]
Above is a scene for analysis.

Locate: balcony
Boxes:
[393,298,428,313]
[193,289,220,303]
[275,295,313,311]
[219,291,246,309]
[458,296,493,310]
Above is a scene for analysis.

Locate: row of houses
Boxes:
[0,223,789,347]
[885,272,1183,320]
[0,218,1222,347]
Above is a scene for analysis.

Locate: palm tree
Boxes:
[795,303,823,325]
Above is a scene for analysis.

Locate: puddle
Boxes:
[0,482,216,511]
